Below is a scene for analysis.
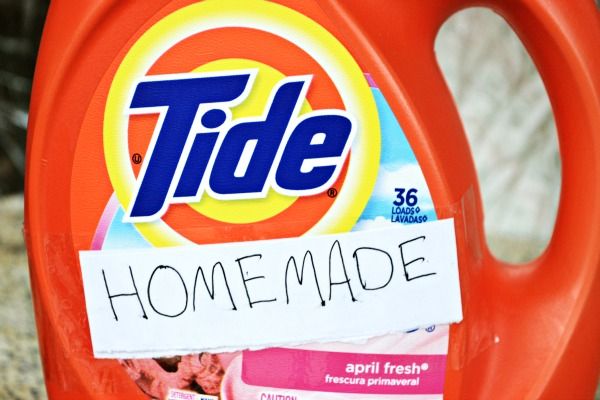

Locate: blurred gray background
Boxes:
[0,2,596,399]
[1,0,49,398]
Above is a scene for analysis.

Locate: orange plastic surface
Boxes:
[25,0,600,399]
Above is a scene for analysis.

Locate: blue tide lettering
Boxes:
[124,70,355,222]
[276,113,354,193]
[126,71,253,221]
[209,78,308,197]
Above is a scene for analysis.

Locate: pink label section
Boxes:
[242,348,446,395]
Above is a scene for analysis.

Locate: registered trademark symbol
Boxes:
[132,153,143,164]
[327,188,338,198]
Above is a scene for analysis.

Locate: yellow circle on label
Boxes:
[188,58,310,223]
[104,0,381,246]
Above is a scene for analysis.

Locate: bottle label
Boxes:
[71,1,460,398]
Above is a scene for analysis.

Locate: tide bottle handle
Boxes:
[318,0,600,398]
[475,1,600,399]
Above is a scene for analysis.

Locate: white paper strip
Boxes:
[79,218,462,359]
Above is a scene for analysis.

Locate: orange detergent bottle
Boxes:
[25,1,600,399]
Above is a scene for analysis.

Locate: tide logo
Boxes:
[102,0,381,246]
[126,71,355,222]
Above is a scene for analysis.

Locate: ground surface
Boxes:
[0,194,46,399]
